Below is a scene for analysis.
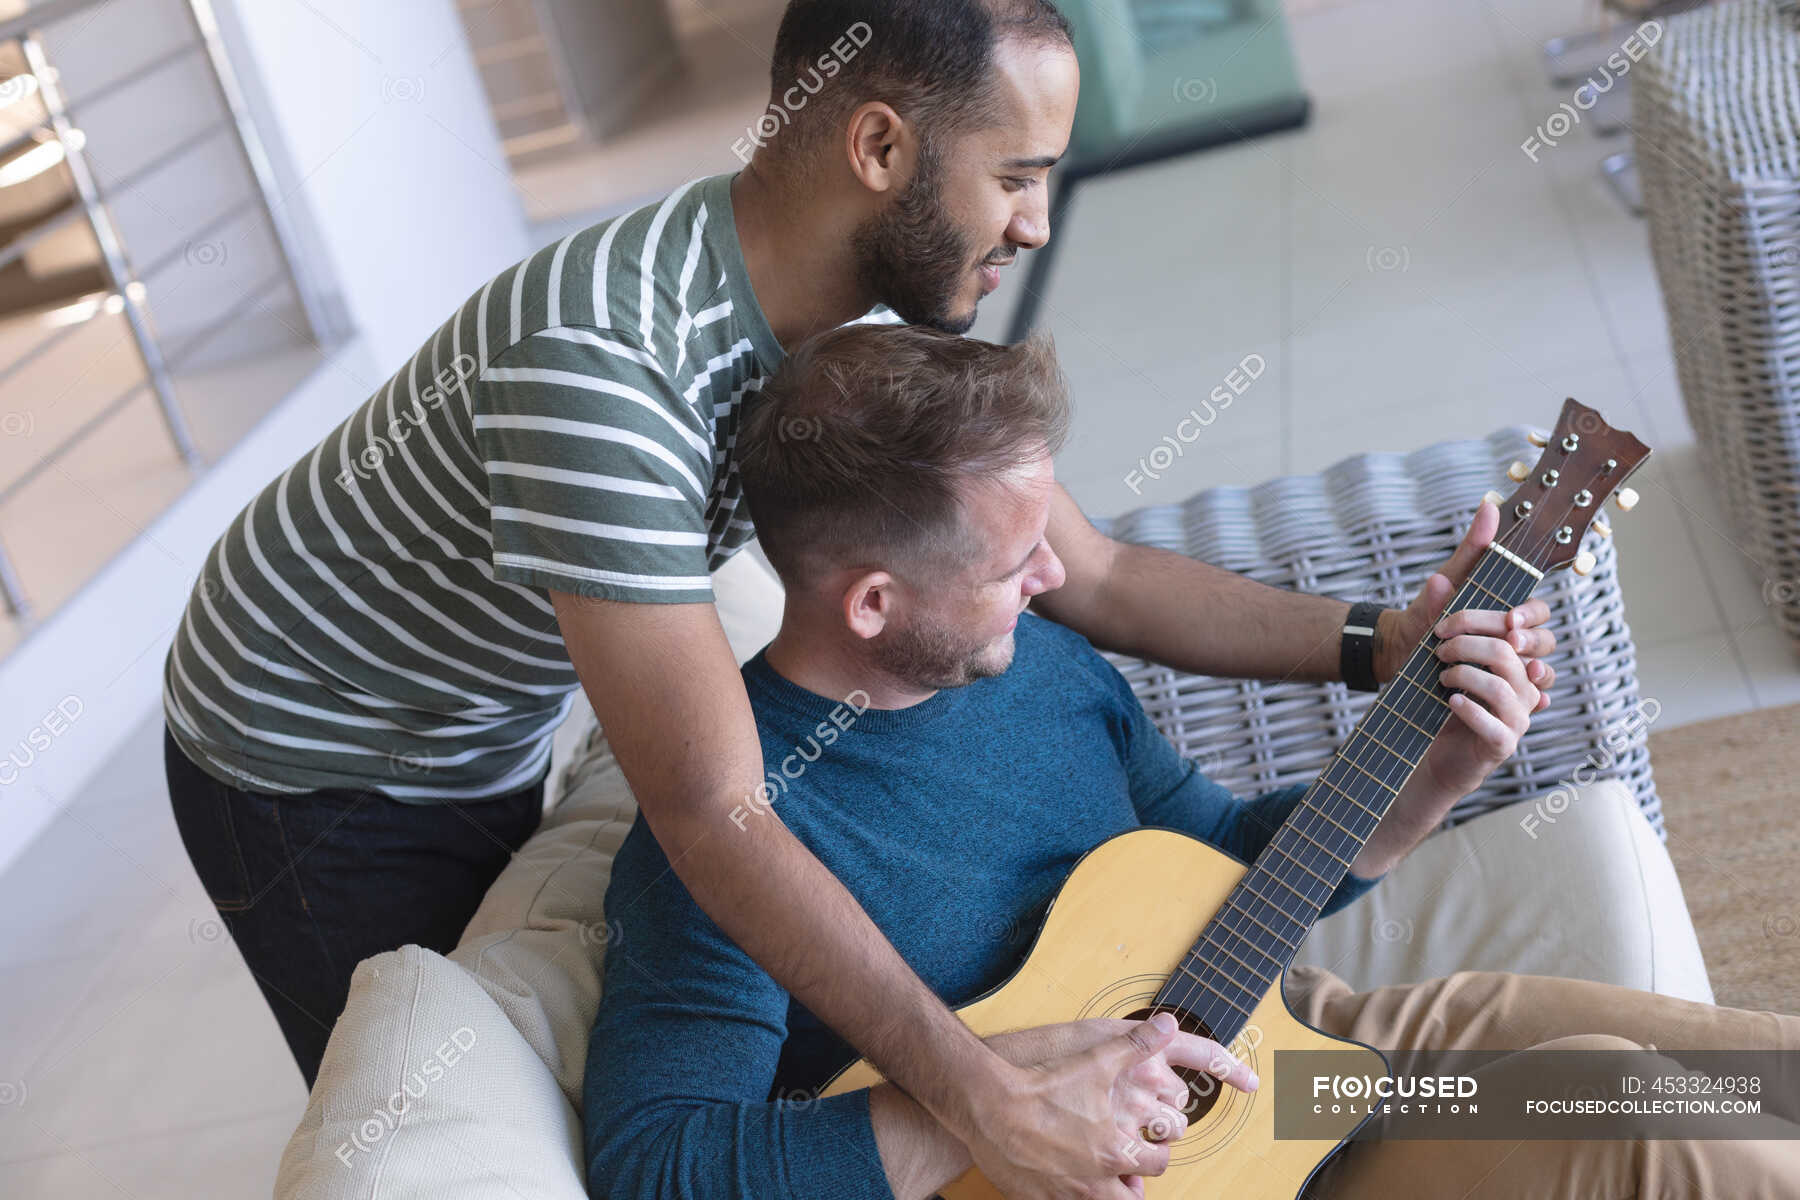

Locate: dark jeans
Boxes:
[163,726,546,1088]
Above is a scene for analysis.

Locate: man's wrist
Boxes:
[1357,769,1459,875]
[1373,607,1404,683]
[870,1083,973,1200]
[912,1040,1021,1148]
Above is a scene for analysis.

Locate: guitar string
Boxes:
[1165,459,1619,1042]
[1150,459,1619,1065]
[1144,521,1555,1111]
[1173,483,1594,1034]
[1154,523,1543,1033]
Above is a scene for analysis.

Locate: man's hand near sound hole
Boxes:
[869,1014,1259,1200]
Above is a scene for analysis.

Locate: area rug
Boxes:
[1651,702,1800,1015]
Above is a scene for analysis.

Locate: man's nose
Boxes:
[1009,197,1049,251]
[1024,551,1066,596]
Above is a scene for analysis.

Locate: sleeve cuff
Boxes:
[1324,866,1386,916]
[781,1090,900,1200]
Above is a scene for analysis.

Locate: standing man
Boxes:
[162,1,1557,1195]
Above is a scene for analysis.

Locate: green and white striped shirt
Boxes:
[164,172,895,800]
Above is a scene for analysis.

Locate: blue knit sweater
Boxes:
[583,612,1383,1199]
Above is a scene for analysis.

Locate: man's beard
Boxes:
[850,146,982,334]
[871,611,1016,691]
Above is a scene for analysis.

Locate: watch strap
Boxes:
[1341,600,1385,693]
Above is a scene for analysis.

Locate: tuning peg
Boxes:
[1592,516,1612,539]
[1572,550,1597,576]
[1507,460,1530,482]
[1482,489,1505,507]
[1526,430,1548,447]
[1613,487,1639,512]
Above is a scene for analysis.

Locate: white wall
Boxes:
[0,0,531,874]
[215,0,531,365]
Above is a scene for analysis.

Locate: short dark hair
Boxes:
[765,0,1072,157]
[738,323,1070,586]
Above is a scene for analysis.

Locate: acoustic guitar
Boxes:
[822,397,1651,1198]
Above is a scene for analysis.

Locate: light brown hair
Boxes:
[738,323,1070,585]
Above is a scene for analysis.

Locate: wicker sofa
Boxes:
[1634,0,1800,642]
[273,429,1711,1199]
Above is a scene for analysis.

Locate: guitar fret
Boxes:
[1240,880,1308,930]
[1264,868,1317,904]
[1336,755,1400,797]
[1382,705,1436,739]
[1467,577,1511,606]
[1154,538,1582,1045]
[1303,787,1364,838]
[1171,960,1254,1016]
[1396,672,1452,709]
[1223,898,1299,950]
[1285,822,1351,867]
[1269,842,1336,889]
[1197,926,1276,975]
[1360,728,1414,764]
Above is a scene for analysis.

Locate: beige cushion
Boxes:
[1295,777,1715,1004]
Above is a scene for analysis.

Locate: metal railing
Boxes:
[0,0,330,627]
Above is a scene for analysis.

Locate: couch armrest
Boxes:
[1091,426,1663,837]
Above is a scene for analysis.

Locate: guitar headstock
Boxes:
[1482,398,1651,576]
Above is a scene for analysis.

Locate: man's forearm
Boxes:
[645,797,1005,1137]
[1349,769,1459,878]
[1037,535,1361,684]
[870,1084,973,1200]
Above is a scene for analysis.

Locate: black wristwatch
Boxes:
[1340,601,1385,693]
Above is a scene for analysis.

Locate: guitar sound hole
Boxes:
[1122,1006,1233,1126]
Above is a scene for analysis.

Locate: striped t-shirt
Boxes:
[164,172,895,801]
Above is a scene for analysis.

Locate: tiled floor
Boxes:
[4,0,1796,1194]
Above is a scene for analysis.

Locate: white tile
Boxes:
[0,1108,299,1197]
[1608,450,1731,648]
[0,953,111,1082]
[1290,0,1504,102]
[1632,630,1757,731]
[0,715,191,971]
[1657,446,1782,632]
[1735,618,1800,711]
[1620,351,1695,450]
[1286,357,1631,480]
[1558,167,1677,362]
[1480,0,1632,80]
[0,808,181,972]
[1004,139,1286,369]
[1286,250,1617,401]
[1063,422,1285,521]
[1058,347,1288,503]
[0,883,304,1161]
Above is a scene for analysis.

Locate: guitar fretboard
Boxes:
[1152,542,1543,1045]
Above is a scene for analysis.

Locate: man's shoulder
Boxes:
[475,174,737,366]
[1015,609,1098,658]
[1013,612,1135,700]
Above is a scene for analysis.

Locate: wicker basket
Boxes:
[1093,427,1664,838]
[1634,0,1800,639]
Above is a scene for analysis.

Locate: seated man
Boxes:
[583,324,1800,1199]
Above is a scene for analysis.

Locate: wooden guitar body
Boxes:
[822,827,1388,1199]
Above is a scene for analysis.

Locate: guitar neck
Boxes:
[1152,540,1545,1043]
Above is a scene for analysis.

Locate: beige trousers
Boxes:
[1283,965,1800,1199]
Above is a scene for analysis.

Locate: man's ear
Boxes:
[844,101,911,194]
[841,569,896,640]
